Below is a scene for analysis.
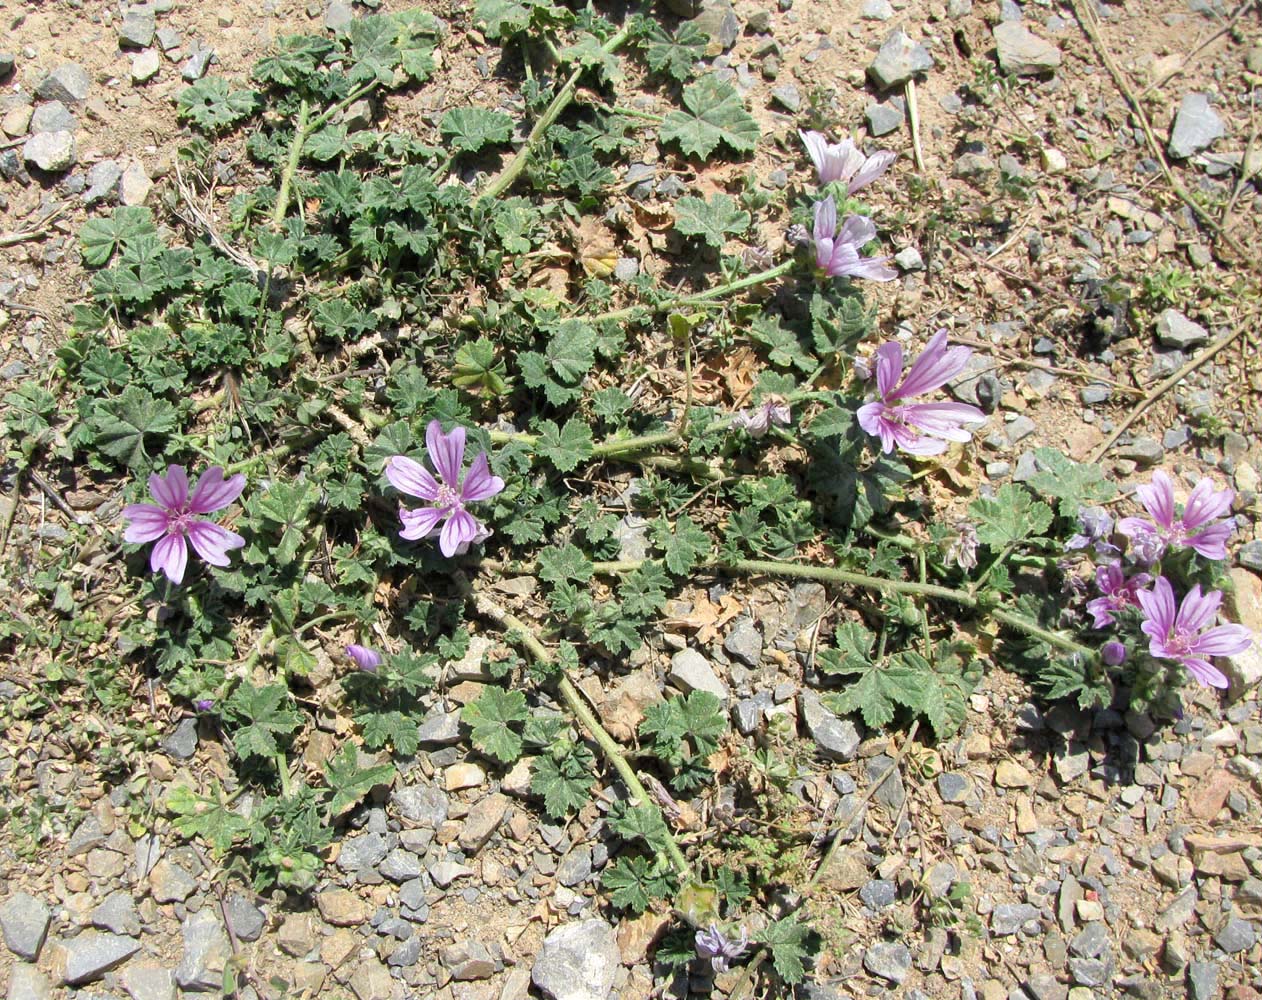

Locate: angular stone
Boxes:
[391,781,448,828]
[23,131,76,171]
[993,22,1062,76]
[36,63,91,102]
[121,963,176,1000]
[445,762,485,791]
[1187,962,1218,1000]
[1,104,32,138]
[1070,922,1110,959]
[0,53,14,80]
[149,857,197,902]
[668,648,728,702]
[31,101,76,134]
[1155,887,1198,932]
[868,31,933,89]
[995,760,1034,788]
[1222,567,1262,695]
[1155,309,1209,349]
[798,690,860,762]
[337,831,388,873]
[349,957,393,1000]
[723,618,762,666]
[277,913,318,957]
[417,708,462,746]
[441,938,497,980]
[131,50,161,84]
[223,894,265,942]
[532,918,620,1000]
[380,848,424,883]
[175,909,230,991]
[992,903,1041,936]
[8,966,51,1000]
[119,10,156,48]
[1169,94,1224,159]
[91,892,141,937]
[52,931,141,985]
[84,159,123,205]
[459,792,509,852]
[326,2,355,32]
[937,772,971,803]
[1,891,52,960]
[1213,917,1255,953]
[316,888,370,927]
[429,860,475,888]
[863,941,912,984]
[558,845,593,887]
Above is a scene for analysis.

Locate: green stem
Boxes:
[604,105,665,123]
[272,100,311,228]
[588,259,796,324]
[487,428,682,458]
[461,581,691,879]
[479,20,637,202]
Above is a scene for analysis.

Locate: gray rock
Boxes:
[54,932,140,985]
[992,903,1041,936]
[442,938,497,980]
[161,717,198,759]
[1187,961,1218,1000]
[149,858,197,903]
[532,918,620,1000]
[771,84,801,112]
[134,834,162,880]
[558,845,593,886]
[723,619,762,666]
[1116,437,1164,466]
[862,0,894,19]
[119,9,156,48]
[668,648,729,702]
[993,22,1062,76]
[91,892,141,937]
[84,160,123,205]
[865,755,905,811]
[860,879,897,910]
[924,861,957,898]
[120,963,176,1000]
[863,941,912,984]
[0,52,14,79]
[380,848,424,883]
[798,691,860,762]
[31,102,77,134]
[223,894,265,942]
[1070,922,1110,959]
[1006,414,1036,444]
[120,160,152,206]
[948,0,973,14]
[326,1,355,32]
[1239,540,1262,572]
[429,860,475,888]
[866,100,904,136]
[1155,887,1198,932]
[1,891,51,960]
[868,31,934,89]
[388,936,423,967]
[338,831,388,872]
[1169,94,1224,159]
[1081,384,1111,404]
[182,48,214,82]
[613,258,639,281]
[937,772,971,803]
[894,246,923,270]
[732,693,769,735]
[954,152,995,179]
[391,781,448,828]
[615,514,650,561]
[175,910,231,991]
[36,63,91,102]
[1069,956,1112,987]
[689,0,740,54]
[156,27,182,51]
[132,50,162,84]
[8,965,51,1000]
[1155,309,1209,349]
[23,131,76,171]
[1213,917,1255,953]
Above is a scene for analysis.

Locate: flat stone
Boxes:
[31,101,76,133]
[417,708,462,746]
[131,50,161,84]
[1116,437,1164,466]
[91,892,141,937]
[992,903,1041,936]
[84,159,123,205]
[326,1,354,31]
[23,131,76,171]
[1187,962,1218,1000]
[8,966,51,1000]
[121,963,176,1000]
[688,0,740,56]
[668,648,729,702]
[223,894,265,942]
[995,760,1034,788]
[52,932,140,985]
[338,831,388,872]
[36,63,91,102]
[532,918,620,1000]
[317,889,371,927]
[993,22,1062,76]
[1,891,52,960]
[770,84,801,112]
[1213,917,1255,953]
[119,9,156,48]
[441,938,497,980]
[1155,309,1209,349]
[798,691,860,762]
[277,913,318,957]
[120,160,153,206]
[445,762,485,791]
[860,879,897,910]
[1070,922,1110,959]
[156,28,182,51]
[863,941,912,984]
[149,857,197,902]
[380,848,424,883]
[349,957,393,1000]
[723,618,762,666]
[0,52,15,79]
[391,781,448,828]
[429,860,475,888]
[862,0,894,19]
[1155,887,1198,932]
[894,246,923,270]
[866,100,904,136]
[175,910,230,991]
[868,30,934,89]
[182,48,214,82]
[1169,94,1224,159]
[558,845,593,886]
[1,104,32,137]
[459,792,509,852]
[937,772,971,802]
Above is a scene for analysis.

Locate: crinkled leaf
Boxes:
[970,483,1054,549]
[1026,447,1115,518]
[651,514,711,575]
[324,744,396,816]
[536,419,594,473]
[80,206,156,267]
[757,917,812,984]
[440,108,514,153]
[90,386,177,470]
[225,683,302,760]
[462,688,529,763]
[644,22,706,82]
[661,75,758,160]
[538,543,594,585]
[674,193,751,249]
[177,78,259,131]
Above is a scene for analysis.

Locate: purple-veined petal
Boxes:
[1101,641,1127,666]
[1136,577,1176,638]
[186,520,245,567]
[901,401,985,441]
[1182,478,1234,529]
[1086,598,1116,630]
[1193,623,1254,658]
[1174,584,1220,635]
[812,196,838,243]
[814,235,835,271]
[386,455,440,502]
[891,426,950,455]
[123,503,171,543]
[460,451,505,502]
[189,466,246,514]
[150,465,190,512]
[425,420,467,487]
[837,213,877,248]
[799,130,829,179]
[1116,516,1156,540]
[1135,472,1176,530]
[346,644,383,671]
[871,341,904,399]
[840,254,899,282]
[399,504,445,541]
[439,507,480,558]
[1181,657,1229,689]
[895,331,972,399]
[1185,523,1233,561]
[848,150,896,193]
[151,534,189,585]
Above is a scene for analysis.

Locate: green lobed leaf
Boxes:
[462,688,529,763]
[536,419,594,473]
[673,193,751,249]
[324,744,396,816]
[90,386,177,470]
[1026,447,1115,518]
[660,75,759,161]
[224,683,303,760]
[970,483,1054,549]
[440,108,515,153]
[757,916,812,984]
[651,514,711,575]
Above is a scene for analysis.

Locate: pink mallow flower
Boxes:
[123,465,245,585]
[1086,562,1151,629]
[811,197,898,282]
[856,331,986,455]
[386,420,505,558]
[1137,577,1254,689]
[799,130,896,193]
[732,397,791,438]
[345,644,383,673]
[1118,471,1235,563]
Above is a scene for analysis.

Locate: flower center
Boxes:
[167,509,194,536]
[1164,626,1196,658]
[435,484,461,509]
